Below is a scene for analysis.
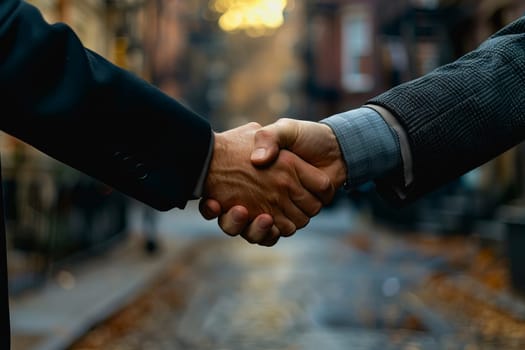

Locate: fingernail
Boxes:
[260,218,273,230]
[232,209,245,224]
[252,148,267,160]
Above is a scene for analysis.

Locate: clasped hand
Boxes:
[201,119,347,246]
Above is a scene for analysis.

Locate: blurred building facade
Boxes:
[137,0,307,130]
[302,0,525,117]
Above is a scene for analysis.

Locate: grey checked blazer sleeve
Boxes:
[368,14,525,205]
[321,107,402,188]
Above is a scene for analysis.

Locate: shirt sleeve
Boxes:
[320,106,405,189]
[365,104,414,188]
[192,132,214,198]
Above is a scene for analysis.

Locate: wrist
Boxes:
[204,131,224,196]
[321,107,402,189]
[319,123,348,189]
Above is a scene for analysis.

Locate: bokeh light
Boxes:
[210,0,288,36]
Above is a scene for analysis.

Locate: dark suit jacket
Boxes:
[0,1,212,347]
[369,15,525,204]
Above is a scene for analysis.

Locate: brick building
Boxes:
[301,0,525,231]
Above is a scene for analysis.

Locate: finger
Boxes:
[289,188,323,218]
[293,156,335,205]
[251,119,298,166]
[251,126,281,166]
[259,225,281,247]
[278,150,327,216]
[218,206,250,237]
[240,214,275,244]
[199,198,222,220]
[273,213,297,237]
[281,199,310,230]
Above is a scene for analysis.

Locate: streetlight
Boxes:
[210,0,289,37]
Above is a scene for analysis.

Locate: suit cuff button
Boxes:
[135,163,148,180]
[113,151,125,160]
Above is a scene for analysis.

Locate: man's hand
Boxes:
[200,119,347,242]
[202,122,334,246]
[251,118,347,187]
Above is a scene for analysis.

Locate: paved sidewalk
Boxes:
[9,201,207,350]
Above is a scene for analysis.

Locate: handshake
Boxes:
[200,118,347,247]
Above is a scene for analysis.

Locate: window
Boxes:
[341,4,374,93]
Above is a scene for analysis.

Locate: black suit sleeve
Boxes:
[0,0,212,211]
[368,15,525,205]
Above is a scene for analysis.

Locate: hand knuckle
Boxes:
[276,177,290,189]
[257,129,272,138]
[276,118,291,127]
[320,177,332,192]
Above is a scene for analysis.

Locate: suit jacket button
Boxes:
[113,151,125,160]
[135,163,148,180]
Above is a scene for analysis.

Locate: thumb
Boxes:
[251,119,298,167]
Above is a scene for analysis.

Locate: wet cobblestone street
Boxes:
[69,203,525,350]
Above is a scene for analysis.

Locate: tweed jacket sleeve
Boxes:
[368,15,525,205]
[321,107,402,189]
[0,0,212,211]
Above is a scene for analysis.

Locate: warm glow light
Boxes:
[211,0,288,35]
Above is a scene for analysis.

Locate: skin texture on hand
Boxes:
[202,122,334,246]
[251,118,347,188]
[200,119,347,244]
